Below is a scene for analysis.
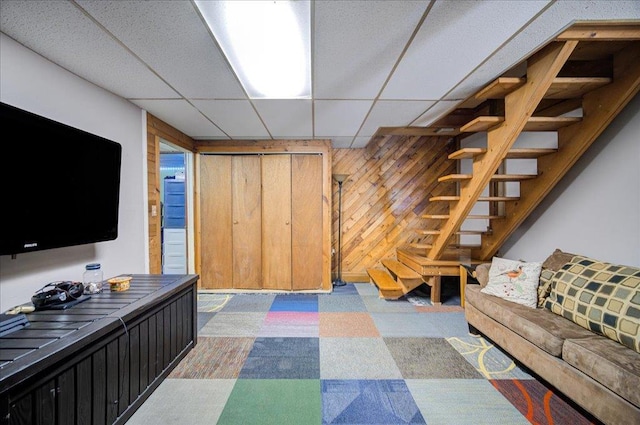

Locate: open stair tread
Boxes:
[449,147,557,160]
[429,195,519,202]
[397,246,484,266]
[460,116,581,133]
[422,214,503,220]
[409,242,481,250]
[367,268,402,291]
[438,173,537,182]
[459,76,612,108]
[415,229,487,236]
[381,259,422,280]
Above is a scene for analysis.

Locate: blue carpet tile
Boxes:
[239,337,320,379]
[129,283,603,425]
[322,380,426,424]
[270,293,319,312]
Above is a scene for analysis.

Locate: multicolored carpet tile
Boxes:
[128,283,602,425]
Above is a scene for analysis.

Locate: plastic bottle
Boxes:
[83,263,103,294]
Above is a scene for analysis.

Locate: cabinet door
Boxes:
[261,155,292,290]
[200,155,232,289]
[232,156,262,289]
[292,155,323,289]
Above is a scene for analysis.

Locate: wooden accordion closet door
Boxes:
[199,153,323,291]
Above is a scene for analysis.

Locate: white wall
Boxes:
[0,34,148,312]
[502,93,640,266]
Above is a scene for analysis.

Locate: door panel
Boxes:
[232,156,262,289]
[292,155,323,290]
[200,155,232,289]
[261,155,292,290]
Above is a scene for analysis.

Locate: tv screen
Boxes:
[1,101,122,255]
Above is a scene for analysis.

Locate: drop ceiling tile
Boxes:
[314,100,372,137]
[0,34,139,136]
[351,136,372,149]
[382,0,551,100]
[192,100,270,138]
[3,0,638,147]
[314,0,429,99]
[253,100,312,138]
[411,101,460,127]
[134,99,227,139]
[445,0,640,101]
[358,100,435,137]
[330,137,355,148]
[0,1,178,99]
[76,0,245,99]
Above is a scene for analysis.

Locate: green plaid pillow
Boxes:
[544,255,640,353]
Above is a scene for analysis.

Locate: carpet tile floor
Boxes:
[127,283,602,425]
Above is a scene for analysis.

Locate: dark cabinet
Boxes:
[0,274,198,425]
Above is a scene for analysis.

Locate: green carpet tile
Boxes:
[218,379,322,425]
[128,283,602,425]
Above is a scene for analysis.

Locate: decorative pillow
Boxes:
[542,248,577,271]
[481,257,542,308]
[544,255,640,353]
[474,263,491,288]
[537,268,556,307]
[536,249,579,307]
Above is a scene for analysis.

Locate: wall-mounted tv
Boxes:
[0,101,122,256]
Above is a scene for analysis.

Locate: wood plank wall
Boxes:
[146,129,161,274]
[146,113,196,274]
[332,135,456,281]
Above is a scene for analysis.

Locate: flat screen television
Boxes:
[0,101,122,256]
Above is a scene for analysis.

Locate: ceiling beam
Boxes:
[557,23,640,41]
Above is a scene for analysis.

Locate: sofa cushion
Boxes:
[542,248,577,271]
[481,257,542,308]
[545,255,640,353]
[466,285,594,357]
[563,336,640,408]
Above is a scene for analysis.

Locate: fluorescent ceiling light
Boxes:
[196,0,311,99]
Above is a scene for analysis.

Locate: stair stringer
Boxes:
[475,41,640,259]
[426,40,579,261]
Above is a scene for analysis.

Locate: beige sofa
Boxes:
[464,251,640,425]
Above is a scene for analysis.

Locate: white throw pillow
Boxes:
[480,257,542,308]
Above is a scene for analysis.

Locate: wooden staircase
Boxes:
[367,23,640,303]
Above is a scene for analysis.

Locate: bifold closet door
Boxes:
[261,155,292,290]
[199,155,232,289]
[200,155,262,290]
[232,156,262,289]
[200,153,324,291]
[292,155,323,289]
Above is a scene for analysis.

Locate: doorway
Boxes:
[160,142,188,274]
